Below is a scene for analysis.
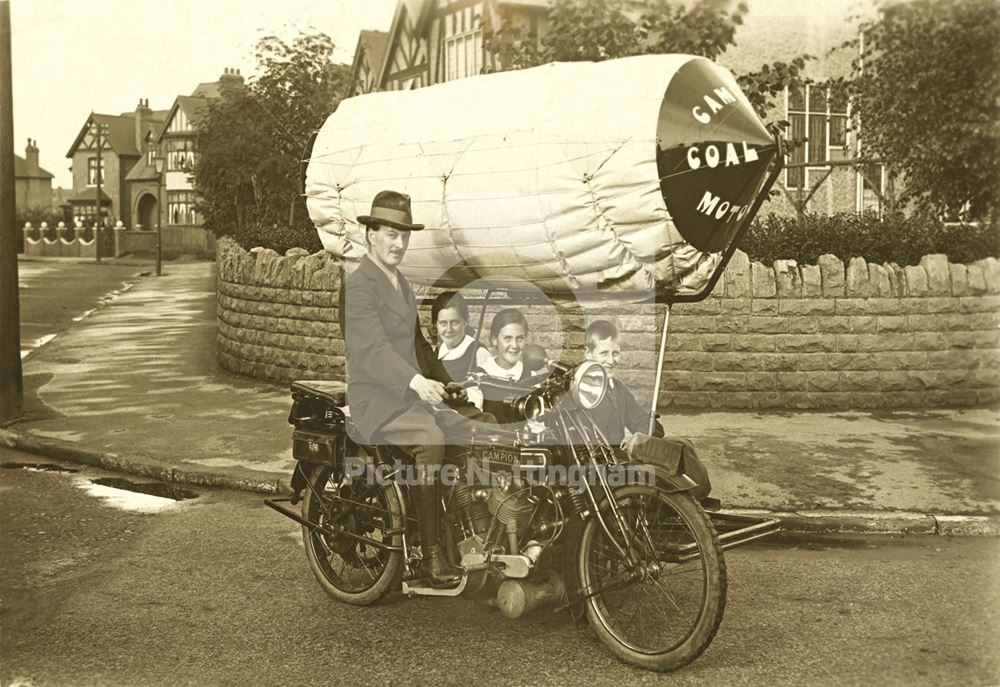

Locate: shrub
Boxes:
[742,211,1000,266]
[194,31,348,254]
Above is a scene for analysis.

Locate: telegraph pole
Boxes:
[0,0,23,422]
[95,119,104,262]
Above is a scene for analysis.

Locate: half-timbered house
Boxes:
[348,0,884,218]
[349,0,548,94]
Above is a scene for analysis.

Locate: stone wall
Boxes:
[216,238,1000,409]
[660,251,1000,409]
[216,240,344,382]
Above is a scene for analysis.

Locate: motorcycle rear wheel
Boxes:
[301,460,404,606]
[578,485,726,672]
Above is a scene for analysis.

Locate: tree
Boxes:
[484,0,809,119]
[193,31,350,253]
[848,0,1000,221]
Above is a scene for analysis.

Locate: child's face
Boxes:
[585,336,621,378]
[435,306,466,350]
[493,323,526,369]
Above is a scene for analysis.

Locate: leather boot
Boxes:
[414,484,462,588]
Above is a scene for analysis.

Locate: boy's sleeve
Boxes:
[620,384,654,435]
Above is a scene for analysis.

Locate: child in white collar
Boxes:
[478,308,529,381]
[476,308,531,425]
[431,291,490,409]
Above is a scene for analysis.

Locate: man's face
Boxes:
[368,225,410,267]
[585,336,621,378]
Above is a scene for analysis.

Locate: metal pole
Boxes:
[155,170,162,276]
[0,0,23,422]
[95,121,104,262]
[648,301,672,435]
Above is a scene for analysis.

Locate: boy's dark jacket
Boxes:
[591,377,712,500]
[588,379,660,446]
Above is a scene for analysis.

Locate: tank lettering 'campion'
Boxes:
[657,58,778,254]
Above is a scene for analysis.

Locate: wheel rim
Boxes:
[307,467,396,594]
[581,487,710,656]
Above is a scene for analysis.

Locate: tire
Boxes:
[301,459,404,606]
[577,485,727,672]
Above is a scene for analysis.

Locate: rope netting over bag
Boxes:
[305,54,777,301]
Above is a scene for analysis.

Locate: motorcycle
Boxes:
[266,345,779,673]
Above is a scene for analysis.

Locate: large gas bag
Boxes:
[305,54,777,298]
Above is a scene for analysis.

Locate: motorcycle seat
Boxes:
[291,380,347,407]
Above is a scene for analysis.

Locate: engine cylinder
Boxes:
[487,489,535,533]
[446,482,490,534]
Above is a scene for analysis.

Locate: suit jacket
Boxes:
[341,255,446,443]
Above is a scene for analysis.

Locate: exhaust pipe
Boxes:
[496,573,565,619]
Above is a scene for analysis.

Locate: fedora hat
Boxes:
[357,190,425,231]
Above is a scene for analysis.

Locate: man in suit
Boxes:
[341,189,468,588]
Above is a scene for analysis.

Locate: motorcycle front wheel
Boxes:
[577,485,727,672]
[301,459,404,606]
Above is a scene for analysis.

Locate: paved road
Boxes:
[17,260,151,359]
[1,445,998,687]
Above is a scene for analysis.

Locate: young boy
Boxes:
[583,320,660,447]
[584,320,712,501]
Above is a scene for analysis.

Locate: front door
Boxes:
[137,194,157,231]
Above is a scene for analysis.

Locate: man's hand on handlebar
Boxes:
[444,382,468,402]
[409,375,448,405]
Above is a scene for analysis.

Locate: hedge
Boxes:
[215,223,322,255]
[743,211,1000,265]
[220,210,1000,266]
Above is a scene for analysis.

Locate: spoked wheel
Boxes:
[577,485,727,672]
[301,459,404,605]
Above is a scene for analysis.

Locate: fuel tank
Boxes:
[306,54,777,298]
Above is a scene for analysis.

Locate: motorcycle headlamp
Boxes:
[570,361,608,410]
[516,394,547,421]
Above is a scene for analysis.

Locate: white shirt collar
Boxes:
[438,334,476,361]
[480,357,523,380]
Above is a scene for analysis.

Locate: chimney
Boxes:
[135,97,153,151]
[25,138,39,175]
[218,67,245,95]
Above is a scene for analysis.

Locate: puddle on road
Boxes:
[1,461,79,473]
[78,478,200,513]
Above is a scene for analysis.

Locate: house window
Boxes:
[74,205,106,223]
[87,157,104,186]
[859,162,885,213]
[168,108,190,134]
[167,190,198,225]
[165,138,195,173]
[445,6,483,81]
[785,84,849,189]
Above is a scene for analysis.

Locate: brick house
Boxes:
[348,0,882,217]
[65,101,165,228]
[66,68,244,254]
[13,138,54,215]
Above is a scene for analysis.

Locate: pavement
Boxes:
[3,258,999,535]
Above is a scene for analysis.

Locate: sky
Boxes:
[10,0,398,187]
